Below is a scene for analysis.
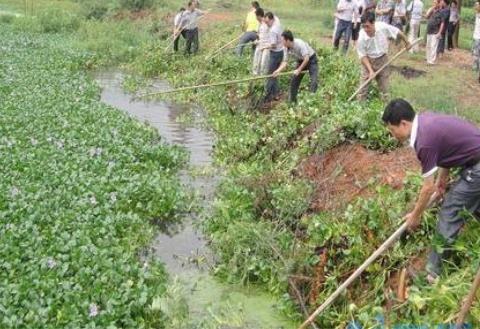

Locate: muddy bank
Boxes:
[298,143,420,211]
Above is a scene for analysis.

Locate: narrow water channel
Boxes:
[95,70,297,328]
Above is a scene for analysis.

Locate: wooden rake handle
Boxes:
[455,265,480,329]
[298,192,437,329]
[348,38,422,102]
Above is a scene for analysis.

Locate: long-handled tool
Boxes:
[298,192,438,329]
[164,26,186,51]
[165,14,207,52]
[205,34,243,60]
[348,38,422,102]
[454,265,480,329]
[136,70,301,98]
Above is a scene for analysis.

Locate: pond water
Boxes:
[95,70,297,329]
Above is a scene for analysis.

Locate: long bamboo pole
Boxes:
[205,34,243,60]
[348,38,422,102]
[298,192,438,329]
[136,70,300,98]
[206,41,255,60]
[164,27,186,51]
[454,265,480,329]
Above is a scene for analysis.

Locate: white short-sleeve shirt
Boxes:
[407,0,424,23]
[474,13,480,40]
[357,21,400,58]
[284,38,315,61]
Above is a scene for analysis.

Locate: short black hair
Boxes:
[281,30,294,42]
[361,11,376,24]
[252,1,260,9]
[382,99,416,125]
[188,1,193,6]
[265,11,274,20]
[179,7,185,11]
[255,8,265,18]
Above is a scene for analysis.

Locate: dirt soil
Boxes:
[298,143,420,211]
[391,65,427,79]
[200,11,236,27]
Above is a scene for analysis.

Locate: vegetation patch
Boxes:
[0,26,188,328]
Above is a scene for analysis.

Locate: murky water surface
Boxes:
[95,71,297,328]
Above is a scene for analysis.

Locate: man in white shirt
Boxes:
[173,7,187,52]
[182,1,207,56]
[272,30,319,103]
[392,0,407,30]
[356,12,410,100]
[262,11,284,104]
[334,0,358,53]
[473,0,480,80]
[407,0,424,53]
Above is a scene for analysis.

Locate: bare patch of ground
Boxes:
[391,65,427,79]
[298,143,420,212]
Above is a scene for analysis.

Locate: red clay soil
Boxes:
[200,11,236,27]
[298,143,420,212]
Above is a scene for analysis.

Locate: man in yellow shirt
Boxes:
[236,1,261,56]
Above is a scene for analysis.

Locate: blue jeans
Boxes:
[289,54,319,103]
[236,31,257,56]
[184,28,199,55]
[333,19,352,53]
[263,49,284,103]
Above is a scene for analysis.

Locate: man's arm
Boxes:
[435,167,449,197]
[405,175,436,230]
[272,61,288,77]
[361,56,375,79]
[425,6,435,18]
[437,20,445,38]
[397,30,411,48]
[294,55,311,75]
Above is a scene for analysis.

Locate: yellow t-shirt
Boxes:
[245,11,259,32]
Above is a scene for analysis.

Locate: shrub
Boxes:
[117,0,157,11]
[79,0,111,20]
[38,7,80,33]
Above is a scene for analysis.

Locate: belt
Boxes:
[464,153,480,168]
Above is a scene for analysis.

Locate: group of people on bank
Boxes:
[171,1,479,105]
[168,0,480,299]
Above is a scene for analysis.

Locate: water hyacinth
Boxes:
[89,147,103,157]
[89,196,97,206]
[10,186,20,198]
[88,303,99,317]
[46,257,57,269]
[0,25,187,328]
